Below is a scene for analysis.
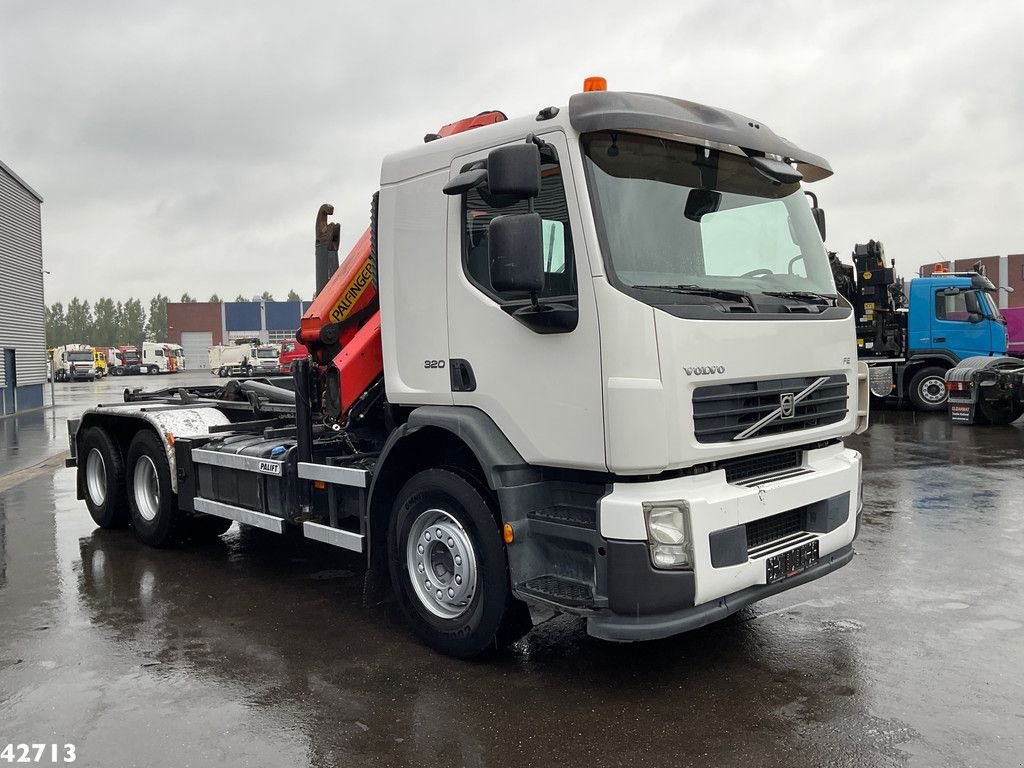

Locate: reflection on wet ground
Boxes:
[0,382,1022,766]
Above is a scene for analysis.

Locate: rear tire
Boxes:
[908,366,948,411]
[388,468,530,658]
[126,430,180,547]
[979,397,1024,426]
[80,427,129,528]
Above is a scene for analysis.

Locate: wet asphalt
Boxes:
[1,373,1022,767]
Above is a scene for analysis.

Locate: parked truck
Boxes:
[1002,307,1024,358]
[279,339,308,374]
[106,345,143,376]
[142,342,184,374]
[66,84,869,657]
[93,348,108,377]
[208,341,277,377]
[51,344,98,382]
[832,242,1007,410]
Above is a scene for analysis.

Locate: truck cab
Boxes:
[52,345,97,382]
[907,274,1006,361]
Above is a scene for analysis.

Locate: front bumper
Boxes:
[589,543,853,641]
[589,443,860,641]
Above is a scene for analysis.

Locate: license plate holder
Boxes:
[766,539,819,584]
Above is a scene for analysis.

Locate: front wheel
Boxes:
[126,430,180,547]
[908,366,948,411]
[388,469,530,658]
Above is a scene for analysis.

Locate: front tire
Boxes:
[80,427,129,528]
[908,366,948,411]
[388,469,530,658]
[126,430,180,547]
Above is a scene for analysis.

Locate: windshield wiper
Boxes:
[631,284,754,306]
[760,290,836,306]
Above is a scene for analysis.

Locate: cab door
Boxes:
[932,287,994,359]
[445,132,606,470]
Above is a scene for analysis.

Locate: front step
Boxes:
[517,575,594,608]
[193,497,285,533]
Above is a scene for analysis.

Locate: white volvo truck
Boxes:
[67,86,868,657]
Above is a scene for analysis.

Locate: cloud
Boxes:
[1,0,1021,304]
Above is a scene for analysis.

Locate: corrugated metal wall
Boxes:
[0,163,46,390]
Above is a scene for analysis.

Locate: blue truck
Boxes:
[833,241,1007,410]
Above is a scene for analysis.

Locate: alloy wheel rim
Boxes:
[406,508,478,619]
[133,455,160,522]
[921,376,947,404]
[85,448,107,506]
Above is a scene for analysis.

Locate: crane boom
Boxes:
[297,110,507,420]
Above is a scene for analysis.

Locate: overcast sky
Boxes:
[2,0,1021,305]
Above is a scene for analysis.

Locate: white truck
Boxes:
[67,84,868,657]
[51,344,98,382]
[208,342,278,377]
[142,342,184,374]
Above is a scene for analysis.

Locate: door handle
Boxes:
[933,337,945,343]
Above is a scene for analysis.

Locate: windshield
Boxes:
[282,342,295,353]
[121,351,139,362]
[69,351,93,362]
[581,132,836,298]
[174,349,183,358]
[257,349,278,358]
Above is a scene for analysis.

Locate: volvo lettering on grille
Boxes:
[732,376,831,440]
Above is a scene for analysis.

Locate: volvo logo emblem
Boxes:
[732,376,831,440]
[683,365,726,376]
[779,393,796,419]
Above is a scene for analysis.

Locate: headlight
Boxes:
[644,501,693,569]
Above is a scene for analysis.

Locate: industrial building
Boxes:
[921,255,1024,308]
[0,159,45,415]
[167,300,311,367]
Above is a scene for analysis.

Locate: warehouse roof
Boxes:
[0,158,43,203]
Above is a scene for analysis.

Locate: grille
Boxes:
[720,449,802,484]
[693,374,848,443]
[746,509,804,550]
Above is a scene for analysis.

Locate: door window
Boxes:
[463,149,576,302]
[935,290,981,322]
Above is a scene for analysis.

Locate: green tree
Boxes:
[208,293,221,303]
[180,292,198,303]
[93,297,118,346]
[234,295,250,302]
[123,298,147,347]
[260,291,274,302]
[286,289,301,302]
[65,298,91,343]
[46,302,68,347]
[147,294,168,341]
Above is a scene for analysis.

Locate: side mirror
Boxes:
[486,144,541,198]
[811,207,826,242]
[489,213,544,293]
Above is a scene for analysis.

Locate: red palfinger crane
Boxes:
[297,110,507,420]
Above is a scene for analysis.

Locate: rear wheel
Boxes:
[388,469,530,658]
[979,397,1024,426]
[908,366,948,411]
[126,430,180,547]
[80,427,129,528]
